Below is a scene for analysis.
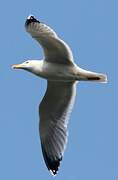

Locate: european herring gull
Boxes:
[12,15,107,175]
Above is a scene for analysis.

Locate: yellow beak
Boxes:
[12,64,23,69]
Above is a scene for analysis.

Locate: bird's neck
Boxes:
[29,60,44,77]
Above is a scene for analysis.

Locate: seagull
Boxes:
[12,15,107,176]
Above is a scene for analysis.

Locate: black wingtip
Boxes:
[48,157,62,176]
[25,15,40,26]
[41,143,62,176]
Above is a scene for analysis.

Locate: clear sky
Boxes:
[0,0,117,179]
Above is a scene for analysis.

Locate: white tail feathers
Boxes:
[77,68,108,83]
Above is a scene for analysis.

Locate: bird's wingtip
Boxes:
[41,142,62,176]
[50,170,57,176]
[27,14,34,20]
[45,153,62,176]
[25,15,40,27]
[48,158,62,176]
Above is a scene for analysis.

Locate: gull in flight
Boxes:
[12,15,107,175]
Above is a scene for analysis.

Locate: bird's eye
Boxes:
[25,61,29,64]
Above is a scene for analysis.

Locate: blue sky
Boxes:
[0,0,117,179]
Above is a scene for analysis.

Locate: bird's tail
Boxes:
[77,68,108,83]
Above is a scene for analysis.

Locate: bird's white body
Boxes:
[17,59,107,83]
[12,15,107,176]
[27,60,77,81]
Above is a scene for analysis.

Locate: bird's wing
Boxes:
[25,16,74,65]
[39,81,76,175]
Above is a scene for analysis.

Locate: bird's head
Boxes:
[12,60,43,75]
[12,60,32,70]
